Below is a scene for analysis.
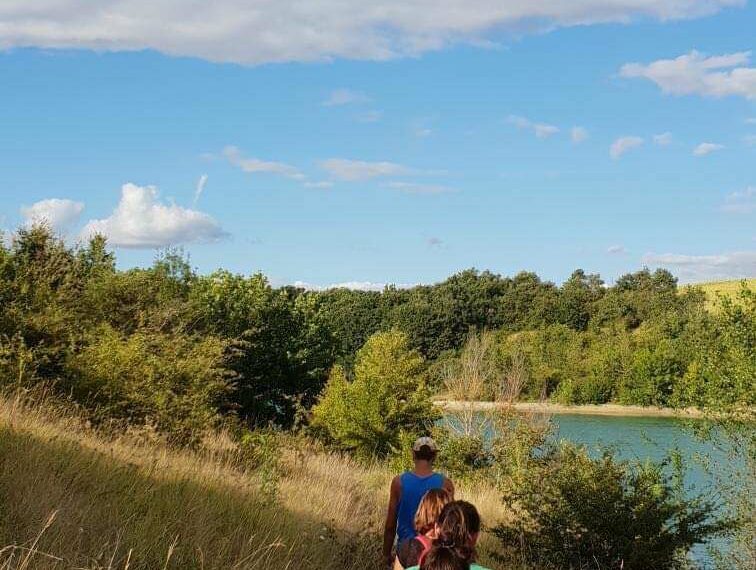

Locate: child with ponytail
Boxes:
[405,501,490,570]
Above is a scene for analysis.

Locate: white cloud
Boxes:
[80,183,226,248]
[193,174,208,205]
[293,280,418,291]
[571,126,588,143]
[20,198,84,232]
[223,146,304,180]
[653,132,672,145]
[721,186,756,214]
[387,181,456,194]
[323,89,370,106]
[320,158,410,181]
[607,245,627,254]
[610,136,644,159]
[745,118,756,124]
[693,142,724,156]
[507,115,559,138]
[0,2,740,65]
[620,50,756,99]
[642,250,756,283]
[743,134,756,146]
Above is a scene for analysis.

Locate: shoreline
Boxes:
[434,400,705,419]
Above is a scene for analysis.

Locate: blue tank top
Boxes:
[396,471,445,543]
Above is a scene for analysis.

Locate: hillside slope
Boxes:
[685,278,755,310]
[0,393,502,570]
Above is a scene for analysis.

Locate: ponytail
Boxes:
[420,501,481,570]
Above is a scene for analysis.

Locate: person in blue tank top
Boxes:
[383,437,455,568]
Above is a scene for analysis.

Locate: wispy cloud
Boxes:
[355,110,382,123]
[721,187,756,214]
[387,182,457,195]
[193,174,208,206]
[693,142,724,156]
[303,181,335,189]
[642,250,756,283]
[653,132,673,146]
[507,115,560,138]
[571,127,588,144]
[610,136,644,159]
[620,50,756,100]
[319,158,411,181]
[427,236,446,249]
[323,88,370,106]
[607,245,627,255]
[223,146,305,180]
[81,183,226,248]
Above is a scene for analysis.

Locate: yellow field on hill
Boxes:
[0,393,505,570]
[684,278,755,310]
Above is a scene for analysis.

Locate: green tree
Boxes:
[310,330,438,458]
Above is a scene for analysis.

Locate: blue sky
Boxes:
[1,0,754,287]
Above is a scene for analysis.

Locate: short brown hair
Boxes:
[414,488,452,534]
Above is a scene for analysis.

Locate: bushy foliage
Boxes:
[494,443,731,570]
[310,330,438,458]
[68,325,232,443]
[189,271,335,425]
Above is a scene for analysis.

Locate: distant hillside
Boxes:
[684,278,756,310]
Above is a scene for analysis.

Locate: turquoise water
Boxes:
[549,414,740,568]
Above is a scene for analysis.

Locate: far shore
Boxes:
[434,399,705,419]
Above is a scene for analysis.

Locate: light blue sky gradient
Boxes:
[1,1,754,286]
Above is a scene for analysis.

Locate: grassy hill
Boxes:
[684,278,755,311]
[0,391,502,570]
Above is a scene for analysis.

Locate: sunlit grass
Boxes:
[684,278,756,311]
[0,391,507,569]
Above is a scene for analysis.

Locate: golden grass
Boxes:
[684,278,755,311]
[0,392,508,569]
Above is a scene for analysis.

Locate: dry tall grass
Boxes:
[684,278,756,311]
[0,391,507,569]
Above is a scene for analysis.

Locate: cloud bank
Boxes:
[642,250,756,282]
[0,1,741,65]
[293,280,418,291]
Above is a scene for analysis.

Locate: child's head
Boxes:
[414,488,452,535]
[412,436,438,463]
[435,501,481,542]
[420,501,482,570]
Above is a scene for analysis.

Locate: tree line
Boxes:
[0,226,753,440]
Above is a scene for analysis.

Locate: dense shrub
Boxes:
[67,325,232,443]
[494,443,731,569]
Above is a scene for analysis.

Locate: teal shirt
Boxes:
[406,566,490,570]
[407,564,488,570]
